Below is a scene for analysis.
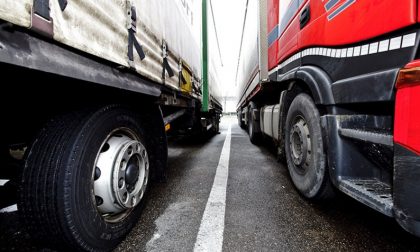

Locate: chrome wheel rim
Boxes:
[289,116,311,173]
[93,128,149,222]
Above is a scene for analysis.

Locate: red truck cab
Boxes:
[238,0,420,236]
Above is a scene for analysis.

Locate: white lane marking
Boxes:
[146,201,196,251]
[194,124,232,252]
[0,179,9,186]
[0,204,17,213]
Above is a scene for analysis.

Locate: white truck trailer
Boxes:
[0,0,222,250]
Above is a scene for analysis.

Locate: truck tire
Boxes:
[238,110,246,129]
[285,93,334,200]
[213,118,220,134]
[212,113,220,134]
[19,105,156,251]
[248,102,262,144]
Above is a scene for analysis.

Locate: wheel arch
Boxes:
[295,66,334,105]
[277,65,335,105]
[276,66,334,160]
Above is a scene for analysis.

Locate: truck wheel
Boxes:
[19,105,154,251]
[248,102,261,144]
[212,113,220,134]
[285,93,334,200]
[214,118,220,133]
[238,110,246,129]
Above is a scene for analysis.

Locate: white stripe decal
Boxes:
[325,0,340,11]
[369,42,379,54]
[335,49,341,57]
[270,32,416,75]
[361,44,369,55]
[390,37,402,50]
[194,124,232,252]
[347,47,354,57]
[0,179,9,186]
[379,39,390,52]
[341,48,347,58]
[328,0,356,20]
[402,33,416,48]
[353,46,361,56]
[0,204,17,213]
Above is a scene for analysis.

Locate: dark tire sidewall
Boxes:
[59,107,150,250]
[248,103,261,144]
[248,112,254,137]
[285,94,326,199]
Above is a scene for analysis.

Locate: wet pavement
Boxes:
[1,116,420,251]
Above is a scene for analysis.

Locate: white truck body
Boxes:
[0,0,201,94]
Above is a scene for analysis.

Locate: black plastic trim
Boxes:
[34,0,51,20]
[332,68,399,103]
[394,144,420,237]
[322,115,393,186]
[275,65,334,105]
[296,66,334,104]
[394,144,420,220]
[299,5,310,29]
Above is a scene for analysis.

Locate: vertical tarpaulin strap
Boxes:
[179,60,187,85]
[180,72,188,85]
[162,41,175,80]
[128,5,145,66]
[58,0,68,11]
[33,0,51,20]
[32,0,67,37]
[33,0,67,20]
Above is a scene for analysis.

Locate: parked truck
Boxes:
[0,0,222,250]
[237,0,420,237]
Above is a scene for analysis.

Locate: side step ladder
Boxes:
[325,116,396,217]
[338,179,393,217]
[338,128,393,146]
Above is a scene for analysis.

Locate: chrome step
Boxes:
[339,179,393,217]
[339,128,393,146]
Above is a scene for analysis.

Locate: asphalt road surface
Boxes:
[1,116,420,251]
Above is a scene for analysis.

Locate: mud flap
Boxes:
[394,144,420,236]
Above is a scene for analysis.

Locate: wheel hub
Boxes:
[289,117,311,170]
[93,130,149,220]
[125,157,140,192]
